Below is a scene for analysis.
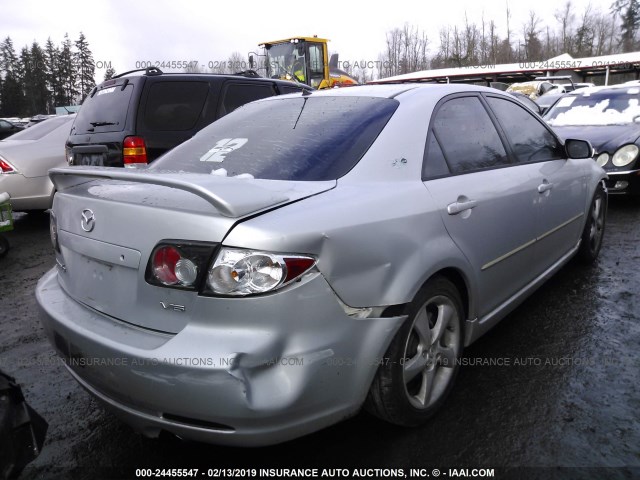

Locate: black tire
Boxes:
[365,276,464,426]
[0,235,9,258]
[578,184,607,264]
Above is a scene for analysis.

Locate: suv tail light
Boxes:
[123,136,147,166]
[0,157,17,174]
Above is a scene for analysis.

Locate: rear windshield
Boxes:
[6,115,73,140]
[72,82,134,134]
[150,96,399,181]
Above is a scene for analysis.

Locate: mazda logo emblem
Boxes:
[81,209,95,232]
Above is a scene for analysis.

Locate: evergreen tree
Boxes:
[613,0,640,51]
[58,33,78,105]
[45,37,65,110]
[0,37,24,116]
[74,32,95,102]
[24,42,50,114]
[0,37,19,74]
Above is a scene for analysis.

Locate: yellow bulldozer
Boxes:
[251,36,358,89]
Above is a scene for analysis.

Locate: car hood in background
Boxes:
[551,124,640,153]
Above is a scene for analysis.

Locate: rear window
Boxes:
[150,96,399,181]
[218,82,276,117]
[143,81,209,131]
[73,82,134,134]
[5,115,73,140]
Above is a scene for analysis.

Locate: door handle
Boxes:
[447,199,478,215]
[538,181,554,193]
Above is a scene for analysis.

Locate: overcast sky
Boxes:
[1,0,616,77]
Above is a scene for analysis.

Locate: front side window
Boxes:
[487,96,563,164]
[431,96,509,174]
[151,96,399,181]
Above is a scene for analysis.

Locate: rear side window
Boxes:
[279,85,307,95]
[432,96,509,174]
[423,133,451,179]
[486,96,563,163]
[143,81,209,131]
[73,83,134,134]
[151,96,399,181]
[218,82,277,117]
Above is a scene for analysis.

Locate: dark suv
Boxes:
[65,68,310,167]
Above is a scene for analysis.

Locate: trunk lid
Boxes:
[49,167,335,333]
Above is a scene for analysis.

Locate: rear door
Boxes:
[484,95,588,273]
[423,94,540,317]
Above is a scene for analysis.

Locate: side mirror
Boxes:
[249,55,254,69]
[565,139,594,159]
[329,53,339,69]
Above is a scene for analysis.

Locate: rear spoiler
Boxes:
[49,167,290,218]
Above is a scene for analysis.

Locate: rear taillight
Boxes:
[146,243,317,296]
[205,247,316,296]
[122,136,147,167]
[0,157,17,174]
[145,242,216,290]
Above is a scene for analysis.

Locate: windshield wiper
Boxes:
[89,121,117,127]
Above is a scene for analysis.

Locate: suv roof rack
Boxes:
[234,70,261,78]
[112,67,164,79]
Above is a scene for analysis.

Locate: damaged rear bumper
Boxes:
[36,268,405,446]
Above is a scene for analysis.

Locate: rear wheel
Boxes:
[365,276,464,426]
[578,185,606,264]
[0,235,9,258]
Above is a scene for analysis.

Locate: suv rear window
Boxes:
[143,81,209,131]
[151,96,399,181]
[73,83,134,134]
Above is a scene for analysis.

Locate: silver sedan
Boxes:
[37,84,606,446]
[0,115,75,211]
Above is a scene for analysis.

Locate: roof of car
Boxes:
[279,83,502,100]
[568,83,640,96]
[108,70,309,87]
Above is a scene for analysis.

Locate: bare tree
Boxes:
[523,11,543,61]
[379,24,429,78]
[555,1,574,53]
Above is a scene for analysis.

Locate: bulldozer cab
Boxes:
[261,37,329,89]
[259,37,357,89]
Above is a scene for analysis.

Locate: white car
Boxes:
[0,115,75,211]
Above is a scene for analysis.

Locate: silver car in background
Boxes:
[0,115,75,211]
[37,84,606,446]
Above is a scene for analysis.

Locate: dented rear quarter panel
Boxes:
[224,91,476,312]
